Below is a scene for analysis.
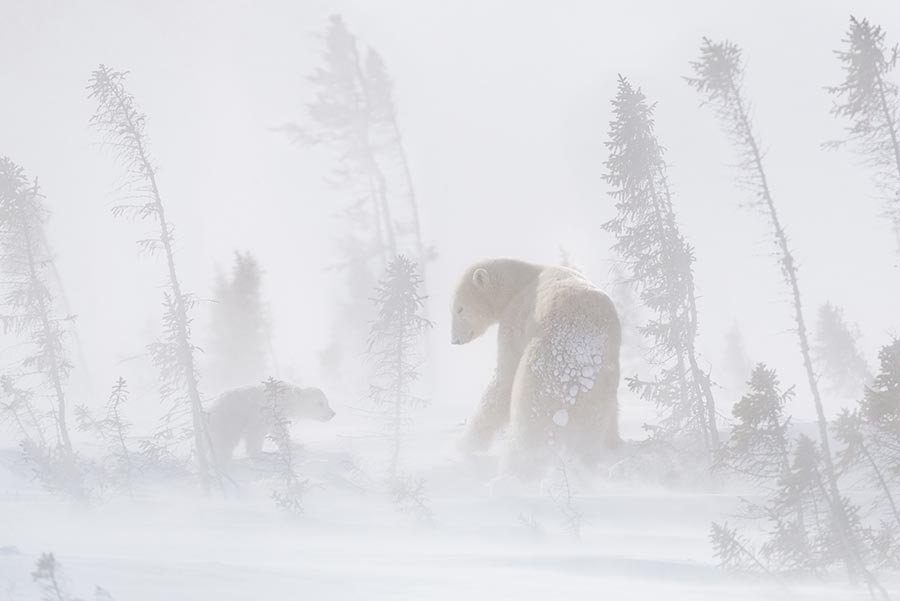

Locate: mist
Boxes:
[1,1,899,599]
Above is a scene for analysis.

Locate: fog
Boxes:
[1,1,899,599]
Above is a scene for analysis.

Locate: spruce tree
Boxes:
[367,255,431,478]
[826,16,900,250]
[262,377,307,514]
[861,338,900,427]
[833,408,900,531]
[603,75,719,454]
[0,158,81,497]
[0,376,46,448]
[688,40,884,591]
[88,66,216,490]
[209,252,268,390]
[364,48,431,274]
[724,364,794,482]
[76,377,135,497]
[283,15,431,379]
[857,339,900,569]
[814,303,870,398]
[836,338,900,534]
[282,14,428,269]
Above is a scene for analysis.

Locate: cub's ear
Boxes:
[472,267,489,289]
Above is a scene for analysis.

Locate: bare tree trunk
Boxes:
[686,343,719,449]
[647,177,717,452]
[350,41,397,265]
[390,331,403,479]
[390,118,426,270]
[874,70,900,245]
[154,187,212,490]
[369,158,398,259]
[860,440,900,531]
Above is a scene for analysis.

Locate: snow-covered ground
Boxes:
[1,424,891,601]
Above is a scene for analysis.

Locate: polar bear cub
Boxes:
[208,384,335,463]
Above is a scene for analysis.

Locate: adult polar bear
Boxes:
[451,259,621,477]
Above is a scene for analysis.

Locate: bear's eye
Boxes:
[456,306,463,315]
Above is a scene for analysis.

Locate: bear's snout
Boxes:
[451,330,474,345]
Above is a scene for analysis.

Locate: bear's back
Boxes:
[533,266,621,347]
[209,386,267,433]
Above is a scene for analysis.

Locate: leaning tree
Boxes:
[603,75,719,454]
[88,66,216,490]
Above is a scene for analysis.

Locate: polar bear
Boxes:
[208,384,335,464]
[451,259,621,477]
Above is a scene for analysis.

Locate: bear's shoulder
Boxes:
[536,266,607,298]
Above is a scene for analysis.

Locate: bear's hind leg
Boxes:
[569,366,620,468]
[501,341,557,480]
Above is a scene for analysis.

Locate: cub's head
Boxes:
[451,264,497,345]
[285,386,336,422]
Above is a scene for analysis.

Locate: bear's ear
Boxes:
[472,267,489,289]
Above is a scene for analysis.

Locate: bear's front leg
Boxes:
[459,328,520,455]
[244,425,266,458]
[461,364,516,454]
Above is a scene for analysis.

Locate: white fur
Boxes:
[452,259,621,478]
[208,384,335,464]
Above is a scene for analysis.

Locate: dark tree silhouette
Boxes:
[826,16,900,250]
[603,75,719,454]
[88,66,216,490]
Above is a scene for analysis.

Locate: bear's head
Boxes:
[285,386,336,422]
[451,265,497,345]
